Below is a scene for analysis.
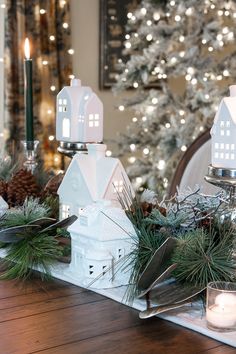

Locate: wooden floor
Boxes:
[0,269,235,354]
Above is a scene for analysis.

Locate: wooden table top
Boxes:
[0,270,235,354]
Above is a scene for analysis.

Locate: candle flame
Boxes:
[24,38,30,59]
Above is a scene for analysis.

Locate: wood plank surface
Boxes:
[0,268,234,354]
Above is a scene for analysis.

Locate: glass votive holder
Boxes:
[206,281,236,332]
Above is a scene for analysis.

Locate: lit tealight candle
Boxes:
[24,38,34,145]
[207,292,236,329]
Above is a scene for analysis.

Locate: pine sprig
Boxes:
[0,198,50,228]
[1,233,62,281]
[172,226,236,287]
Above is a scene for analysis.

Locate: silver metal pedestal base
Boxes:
[205,165,236,223]
[205,165,236,190]
[57,141,88,158]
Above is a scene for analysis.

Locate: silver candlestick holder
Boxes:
[205,164,236,222]
[21,140,39,174]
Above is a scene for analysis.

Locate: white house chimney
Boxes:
[229,85,236,97]
[71,78,81,87]
[87,144,107,160]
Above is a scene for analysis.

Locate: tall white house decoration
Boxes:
[211,85,236,169]
[67,201,135,289]
[56,78,103,143]
[57,143,134,220]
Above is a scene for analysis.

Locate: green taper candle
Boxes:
[24,38,34,144]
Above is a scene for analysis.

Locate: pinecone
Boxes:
[42,173,64,198]
[141,201,154,217]
[0,179,8,202]
[7,169,39,207]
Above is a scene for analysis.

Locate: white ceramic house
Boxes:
[56,78,103,143]
[67,201,135,288]
[0,196,8,217]
[211,85,236,169]
[57,143,134,220]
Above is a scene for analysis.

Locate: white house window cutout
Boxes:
[78,115,84,123]
[85,259,111,278]
[58,98,67,112]
[61,204,70,219]
[113,180,124,193]
[117,248,125,259]
[62,118,70,138]
[231,144,235,150]
[88,113,99,128]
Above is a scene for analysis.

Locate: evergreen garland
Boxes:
[118,188,236,300]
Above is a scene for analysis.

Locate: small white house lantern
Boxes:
[56,78,103,143]
[68,201,135,288]
[0,196,8,217]
[211,85,236,169]
[57,143,134,220]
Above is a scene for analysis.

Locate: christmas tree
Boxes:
[113,0,236,194]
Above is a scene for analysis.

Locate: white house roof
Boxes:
[211,98,236,136]
[223,97,236,125]
[59,85,94,115]
[58,152,123,201]
[68,204,136,241]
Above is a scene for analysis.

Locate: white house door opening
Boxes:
[62,118,70,138]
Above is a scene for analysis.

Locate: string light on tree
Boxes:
[143,148,149,155]
[140,7,147,15]
[128,156,136,163]
[106,150,112,157]
[153,12,160,21]
[130,144,136,151]
[146,34,153,41]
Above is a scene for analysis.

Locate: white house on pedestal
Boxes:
[56,78,103,143]
[67,201,135,288]
[211,85,236,169]
[57,144,134,220]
